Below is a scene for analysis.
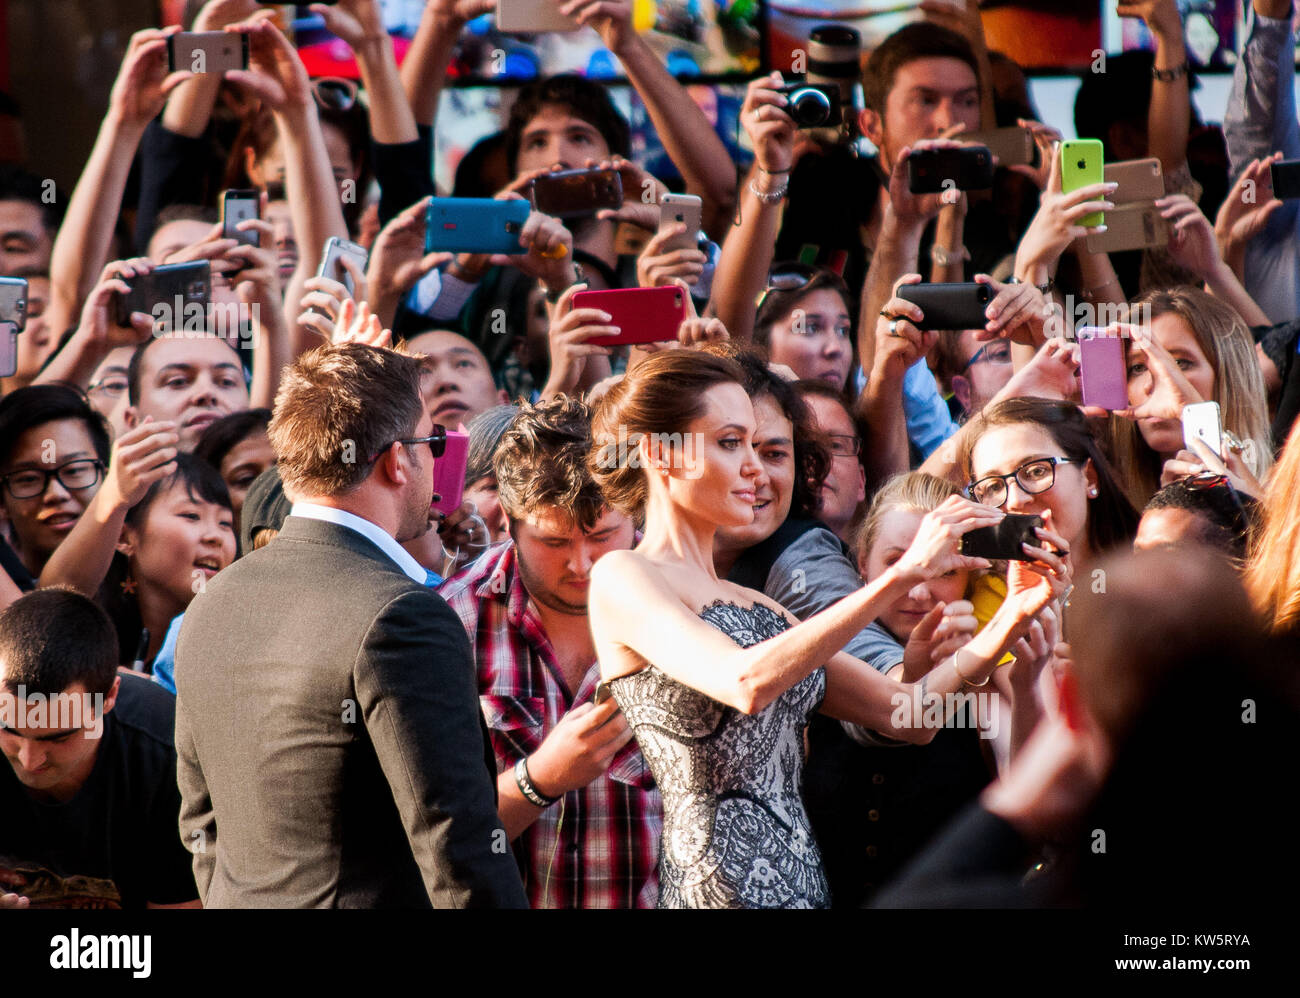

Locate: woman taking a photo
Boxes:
[587,351,1066,909]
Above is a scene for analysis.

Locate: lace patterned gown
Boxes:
[608,600,829,908]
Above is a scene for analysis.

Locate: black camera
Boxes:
[775,83,843,129]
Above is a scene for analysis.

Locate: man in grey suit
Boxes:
[174,342,527,908]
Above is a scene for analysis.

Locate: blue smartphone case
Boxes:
[425,198,530,255]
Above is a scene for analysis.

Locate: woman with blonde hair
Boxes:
[1112,286,1273,506]
[1245,424,1300,639]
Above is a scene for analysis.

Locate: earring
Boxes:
[1088,488,1098,497]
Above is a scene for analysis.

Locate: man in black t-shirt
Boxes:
[0,589,197,909]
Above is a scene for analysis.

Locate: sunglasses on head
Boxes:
[312,77,358,113]
[755,264,819,312]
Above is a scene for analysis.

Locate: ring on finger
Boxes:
[888,319,901,337]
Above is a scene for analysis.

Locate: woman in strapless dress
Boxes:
[587,352,1067,909]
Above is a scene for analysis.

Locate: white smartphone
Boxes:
[658,193,703,254]
[317,237,369,297]
[496,0,578,34]
[1182,401,1223,460]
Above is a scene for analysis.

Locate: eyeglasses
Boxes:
[312,77,358,113]
[755,263,818,312]
[967,457,1077,508]
[367,428,448,465]
[827,433,861,458]
[963,339,1013,370]
[1,458,105,500]
[87,375,128,399]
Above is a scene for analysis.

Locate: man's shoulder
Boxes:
[109,673,177,754]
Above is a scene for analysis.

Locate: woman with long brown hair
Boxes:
[1245,423,1300,639]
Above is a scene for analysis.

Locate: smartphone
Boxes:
[962,127,1037,168]
[530,168,623,219]
[425,198,530,255]
[897,282,993,331]
[113,261,211,330]
[1060,139,1106,228]
[222,189,261,248]
[1085,203,1169,254]
[316,237,369,296]
[496,0,578,34]
[0,276,28,331]
[1182,400,1224,460]
[431,429,470,517]
[1269,159,1300,200]
[959,513,1044,561]
[167,31,250,75]
[1103,157,1165,205]
[907,146,994,194]
[572,286,687,347]
[658,193,703,254]
[1076,327,1129,410]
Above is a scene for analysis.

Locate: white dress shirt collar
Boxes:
[289,502,428,585]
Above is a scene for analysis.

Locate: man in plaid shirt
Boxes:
[438,398,661,908]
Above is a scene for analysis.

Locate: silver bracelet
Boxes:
[748,179,788,204]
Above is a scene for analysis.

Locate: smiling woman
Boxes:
[99,454,236,671]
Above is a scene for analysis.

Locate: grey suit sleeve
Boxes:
[354,589,528,909]
[174,694,217,902]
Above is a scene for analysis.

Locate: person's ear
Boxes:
[856,547,870,578]
[116,524,137,559]
[859,107,884,151]
[101,675,120,717]
[243,146,261,188]
[637,432,669,478]
[1083,458,1099,499]
[377,441,408,488]
[123,405,140,430]
[854,463,867,504]
[952,375,972,415]
[496,388,508,405]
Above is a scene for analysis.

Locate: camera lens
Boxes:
[789,87,832,127]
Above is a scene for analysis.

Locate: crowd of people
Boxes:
[0,0,1297,910]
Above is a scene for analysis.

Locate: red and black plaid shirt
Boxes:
[439,542,661,908]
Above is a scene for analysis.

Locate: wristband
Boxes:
[1152,62,1188,83]
[515,756,560,808]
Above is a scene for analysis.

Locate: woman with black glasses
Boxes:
[959,397,1140,623]
[0,385,112,579]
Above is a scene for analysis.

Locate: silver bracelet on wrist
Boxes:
[748,179,788,204]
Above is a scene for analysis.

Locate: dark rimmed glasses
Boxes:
[963,339,1013,370]
[827,433,862,458]
[367,428,447,465]
[1,458,105,500]
[967,457,1077,508]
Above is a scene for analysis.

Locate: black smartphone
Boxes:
[1269,159,1300,200]
[222,189,261,247]
[113,261,211,331]
[907,145,994,194]
[897,282,993,331]
[959,513,1043,561]
[530,168,623,219]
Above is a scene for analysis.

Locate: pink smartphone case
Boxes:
[1078,334,1129,410]
[431,430,469,517]
[573,286,686,346]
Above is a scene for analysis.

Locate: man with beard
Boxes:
[173,342,525,908]
[438,397,661,908]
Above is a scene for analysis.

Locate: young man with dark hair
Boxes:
[0,163,63,273]
[175,342,526,908]
[125,335,251,453]
[438,396,660,908]
[0,588,198,909]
